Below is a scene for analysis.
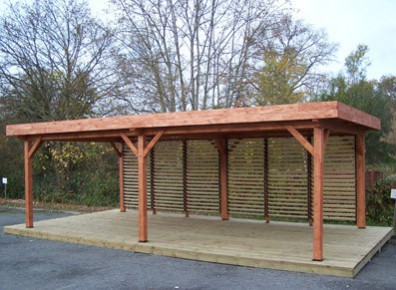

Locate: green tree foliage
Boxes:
[319,45,394,165]
[0,0,118,204]
[252,16,336,105]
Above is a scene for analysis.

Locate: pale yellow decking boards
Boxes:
[4,209,393,277]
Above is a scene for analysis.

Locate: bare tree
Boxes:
[0,0,115,121]
[109,0,288,112]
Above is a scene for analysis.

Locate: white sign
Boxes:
[2,177,7,184]
[391,189,396,199]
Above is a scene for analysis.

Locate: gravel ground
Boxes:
[0,207,395,290]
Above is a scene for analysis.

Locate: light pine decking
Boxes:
[4,209,393,277]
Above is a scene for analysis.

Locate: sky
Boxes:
[1,0,394,80]
[291,0,396,80]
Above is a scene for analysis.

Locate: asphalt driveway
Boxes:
[0,207,395,290]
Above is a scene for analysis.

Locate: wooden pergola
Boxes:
[6,101,380,261]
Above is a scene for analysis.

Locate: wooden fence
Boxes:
[123,136,356,222]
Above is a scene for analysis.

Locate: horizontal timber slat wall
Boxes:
[123,136,356,223]
[323,136,356,221]
[186,140,219,215]
[153,141,184,213]
[123,143,152,209]
[269,138,308,220]
[228,139,265,218]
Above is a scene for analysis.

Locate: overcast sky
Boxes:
[3,0,392,80]
[291,0,396,80]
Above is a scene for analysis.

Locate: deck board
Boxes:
[4,209,393,277]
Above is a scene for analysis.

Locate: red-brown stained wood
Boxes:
[356,133,366,228]
[6,102,380,137]
[217,139,229,220]
[138,134,148,242]
[28,138,43,159]
[24,141,33,228]
[337,102,381,130]
[121,133,138,157]
[143,129,165,157]
[313,126,325,261]
[286,126,314,155]
[119,152,126,213]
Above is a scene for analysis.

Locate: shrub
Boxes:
[366,177,395,226]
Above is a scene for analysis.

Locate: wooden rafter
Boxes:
[120,133,138,157]
[286,126,314,155]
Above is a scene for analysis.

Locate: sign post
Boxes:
[2,177,7,199]
[391,189,396,236]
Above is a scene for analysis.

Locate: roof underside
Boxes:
[6,101,380,142]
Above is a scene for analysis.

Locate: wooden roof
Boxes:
[6,101,380,142]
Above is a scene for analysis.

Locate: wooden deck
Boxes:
[4,209,393,277]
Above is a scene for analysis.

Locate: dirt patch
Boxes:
[0,198,115,213]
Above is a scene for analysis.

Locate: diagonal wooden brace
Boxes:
[120,133,138,157]
[286,126,314,155]
[28,138,43,159]
[111,142,122,157]
[143,130,165,158]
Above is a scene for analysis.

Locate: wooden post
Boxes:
[23,138,43,228]
[111,142,125,212]
[264,138,269,223]
[313,126,325,261]
[24,141,33,228]
[150,149,156,215]
[138,134,148,242]
[182,141,189,217]
[119,150,125,212]
[307,137,313,226]
[216,139,229,220]
[356,133,366,229]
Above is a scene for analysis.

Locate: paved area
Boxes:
[1,207,395,289]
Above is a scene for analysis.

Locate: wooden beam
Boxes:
[24,141,33,228]
[7,102,381,138]
[315,119,366,136]
[138,134,148,242]
[356,133,366,229]
[143,129,165,158]
[313,126,325,261]
[28,138,43,159]
[286,126,314,156]
[217,139,229,220]
[121,133,138,157]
